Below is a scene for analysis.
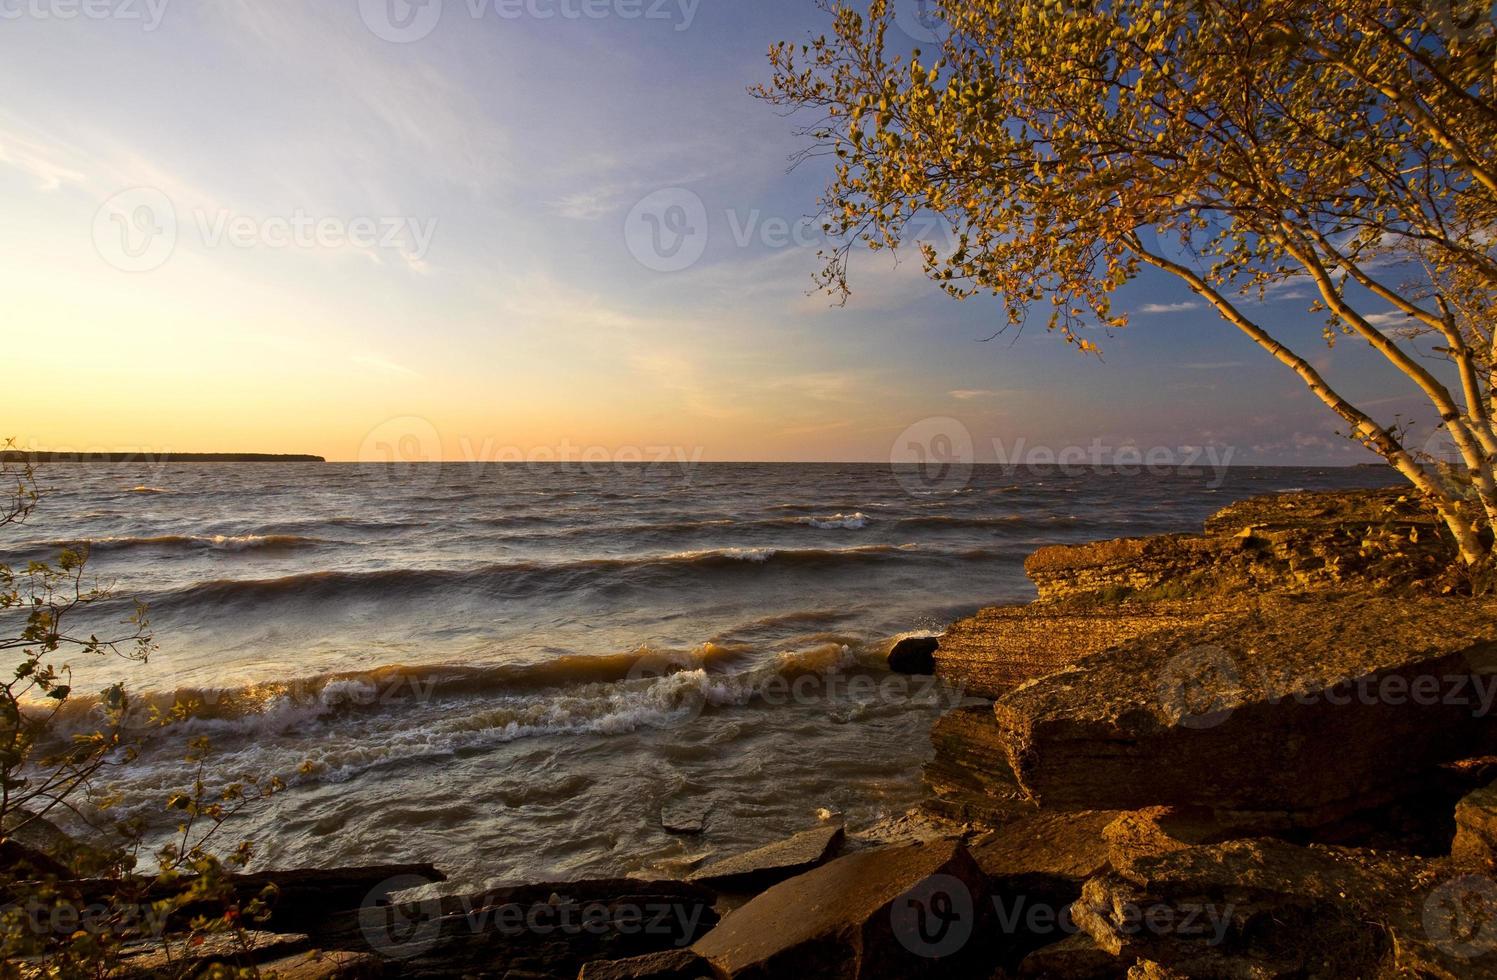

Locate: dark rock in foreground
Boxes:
[993,595,1497,825]
[888,636,939,675]
[691,838,992,978]
[1074,837,1497,978]
[1455,779,1497,870]
[686,823,845,891]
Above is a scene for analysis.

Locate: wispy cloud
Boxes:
[1139,301,1203,314]
[949,388,1003,400]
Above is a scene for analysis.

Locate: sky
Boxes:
[0,0,1454,465]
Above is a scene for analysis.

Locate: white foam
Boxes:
[800,512,870,530]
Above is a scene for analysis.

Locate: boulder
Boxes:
[888,636,939,675]
[991,595,1497,826]
[933,600,1211,699]
[1073,837,1497,978]
[691,838,994,978]
[922,705,1039,826]
[578,947,714,979]
[686,824,844,892]
[1100,807,1244,877]
[1455,779,1497,870]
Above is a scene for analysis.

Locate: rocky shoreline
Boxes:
[14,487,1497,977]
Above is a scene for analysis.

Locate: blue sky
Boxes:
[0,0,1442,463]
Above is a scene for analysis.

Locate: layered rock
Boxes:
[933,599,1212,700]
[922,705,1039,825]
[1025,488,1451,603]
[992,595,1497,825]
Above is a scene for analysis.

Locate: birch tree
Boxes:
[758,0,1497,562]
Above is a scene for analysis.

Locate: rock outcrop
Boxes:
[922,705,1039,825]
[992,595,1497,824]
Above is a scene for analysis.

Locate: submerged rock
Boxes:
[992,595,1497,825]
[661,798,713,835]
[686,823,845,891]
[888,636,939,675]
[691,838,993,978]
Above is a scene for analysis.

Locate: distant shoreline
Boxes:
[2,452,325,463]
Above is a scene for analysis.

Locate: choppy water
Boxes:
[5,462,1397,888]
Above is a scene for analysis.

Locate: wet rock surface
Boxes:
[686,823,845,891]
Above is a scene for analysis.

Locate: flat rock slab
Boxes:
[1074,837,1497,978]
[578,947,714,979]
[935,600,1211,699]
[992,595,1497,824]
[692,838,994,978]
[254,950,383,979]
[687,824,845,891]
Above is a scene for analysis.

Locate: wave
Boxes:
[138,545,921,610]
[892,514,1078,530]
[128,486,171,494]
[30,534,329,555]
[59,642,896,791]
[798,512,869,530]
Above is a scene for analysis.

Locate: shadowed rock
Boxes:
[1074,838,1497,978]
[1016,933,1122,979]
[1455,779,1497,869]
[691,839,993,978]
[992,596,1497,825]
[921,705,1039,826]
[889,636,939,675]
[686,824,844,891]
